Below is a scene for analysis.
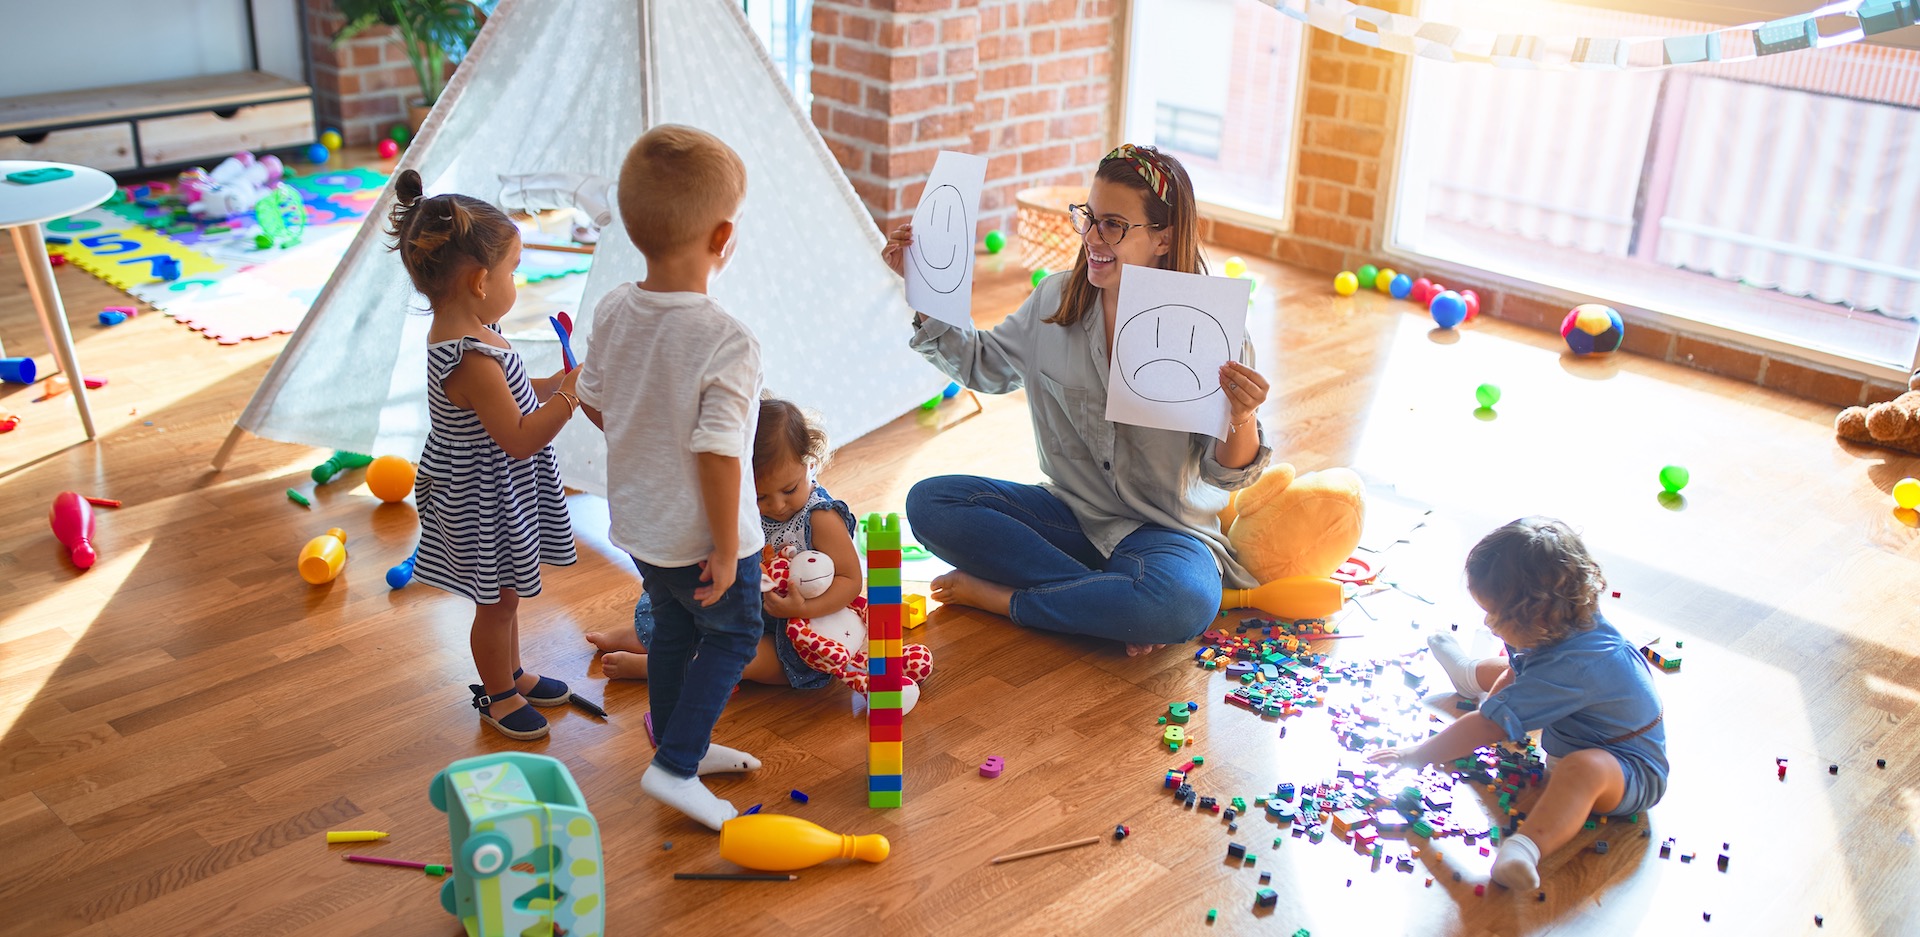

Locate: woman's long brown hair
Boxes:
[1046,146,1207,327]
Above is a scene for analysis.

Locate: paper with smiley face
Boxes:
[903,150,988,328]
[1105,264,1251,439]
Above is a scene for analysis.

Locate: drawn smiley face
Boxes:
[1114,303,1231,403]
[908,183,971,294]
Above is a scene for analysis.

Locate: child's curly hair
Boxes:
[1465,516,1606,646]
[753,396,829,478]
[384,168,518,300]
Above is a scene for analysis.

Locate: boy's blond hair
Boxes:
[1465,516,1606,646]
[618,124,747,259]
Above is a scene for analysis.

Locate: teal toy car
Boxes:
[430,753,604,937]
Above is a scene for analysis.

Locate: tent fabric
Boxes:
[229,0,937,496]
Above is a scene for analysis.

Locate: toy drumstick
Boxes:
[550,314,577,370]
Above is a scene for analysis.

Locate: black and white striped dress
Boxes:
[413,326,576,604]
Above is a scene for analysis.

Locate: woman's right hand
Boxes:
[881,223,913,278]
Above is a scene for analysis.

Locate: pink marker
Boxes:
[345,855,449,875]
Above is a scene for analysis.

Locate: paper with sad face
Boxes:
[1104,264,1251,439]
[904,150,989,328]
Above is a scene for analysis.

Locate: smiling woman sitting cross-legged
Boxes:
[879,144,1273,655]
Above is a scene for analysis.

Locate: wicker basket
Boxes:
[1015,185,1085,273]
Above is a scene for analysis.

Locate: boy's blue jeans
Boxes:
[905,475,1220,645]
[633,553,762,779]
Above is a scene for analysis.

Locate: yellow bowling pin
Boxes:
[299,528,349,584]
[719,814,889,872]
[1221,575,1344,620]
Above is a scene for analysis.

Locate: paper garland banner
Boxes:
[1264,0,1920,70]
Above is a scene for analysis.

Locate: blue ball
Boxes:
[306,143,331,165]
[1389,274,1413,299]
[1429,290,1467,329]
[942,381,961,400]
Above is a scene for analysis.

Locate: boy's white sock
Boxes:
[1428,633,1488,700]
[1492,833,1542,890]
[697,744,762,775]
[641,763,739,831]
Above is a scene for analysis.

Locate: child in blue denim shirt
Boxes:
[1367,517,1667,891]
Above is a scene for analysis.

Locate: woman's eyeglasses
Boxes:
[1069,203,1162,246]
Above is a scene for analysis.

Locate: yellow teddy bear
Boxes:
[1220,463,1366,614]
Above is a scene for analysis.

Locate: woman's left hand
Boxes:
[1219,361,1270,427]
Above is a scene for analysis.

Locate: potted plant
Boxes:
[332,0,498,133]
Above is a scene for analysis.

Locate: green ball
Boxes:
[983,230,1007,254]
[1357,264,1379,287]
[254,233,274,249]
[1475,383,1501,409]
[389,124,411,144]
[1031,267,1049,288]
[1659,464,1690,494]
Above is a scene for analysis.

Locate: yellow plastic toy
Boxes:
[1221,576,1346,620]
[1221,464,1366,583]
[298,528,348,584]
[366,455,416,503]
[430,753,603,937]
[718,814,889,872]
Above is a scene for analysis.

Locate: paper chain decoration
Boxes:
[1268,0,1919,70]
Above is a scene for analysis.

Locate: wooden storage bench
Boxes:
[0,71,315,175]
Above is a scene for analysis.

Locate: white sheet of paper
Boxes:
[903,150,988,328]
[1103,265,1251,439]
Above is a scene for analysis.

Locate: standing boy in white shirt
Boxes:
[577,124,763,830]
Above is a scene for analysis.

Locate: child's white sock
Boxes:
[641,763,739,831]
[1428,633,1488,700]
[697,744,762,775]
[1492,833,1542,890]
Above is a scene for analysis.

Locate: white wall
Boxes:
[0,0,303,97]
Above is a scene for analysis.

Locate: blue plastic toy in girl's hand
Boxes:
[549,312,577,370]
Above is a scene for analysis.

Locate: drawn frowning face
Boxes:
[1114,303,1229,403]
[908,183,971,294]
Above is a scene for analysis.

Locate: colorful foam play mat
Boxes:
[46,167,593,344]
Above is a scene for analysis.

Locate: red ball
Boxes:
[378,138,399,159]
[1410,277,1433,304]
[1461,290,1480,320]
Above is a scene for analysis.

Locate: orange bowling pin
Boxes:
[298,528,349,584]
[719,814,889,872]
[49,491,96,569]
[1221,575,1344,620]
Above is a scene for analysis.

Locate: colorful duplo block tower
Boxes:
[429,753,604,937]
[867,512,905,808]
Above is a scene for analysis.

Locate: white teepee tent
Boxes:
[214,0,937,495]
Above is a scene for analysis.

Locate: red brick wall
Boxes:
[812,0,1115,238]
[305,5,426,146]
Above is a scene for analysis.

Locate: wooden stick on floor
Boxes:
[991,835,1103,865]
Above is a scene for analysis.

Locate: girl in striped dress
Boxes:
[388,169,581,741]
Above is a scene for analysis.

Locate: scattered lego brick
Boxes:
[789,789,809,804]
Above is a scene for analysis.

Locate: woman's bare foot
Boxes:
[602,651,649,680]
[929,570,1015,617]
[586,629,645,654]
[1125,643,1169,657]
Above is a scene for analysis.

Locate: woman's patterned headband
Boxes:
[1103,144,1171,205]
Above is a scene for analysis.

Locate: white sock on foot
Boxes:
[1492,833,1542,890]
[696,744,762,775]
[1428,633,1488,700]
[641,763,739,831]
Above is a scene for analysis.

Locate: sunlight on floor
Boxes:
[0,537,151,738]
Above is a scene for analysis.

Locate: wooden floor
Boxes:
[3,206,1920,937]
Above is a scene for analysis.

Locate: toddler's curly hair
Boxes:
[1465,516,1606,646]
[754,396,829,478]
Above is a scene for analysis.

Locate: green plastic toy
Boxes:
[1659,464,1690,494]
[983,229,1006,254]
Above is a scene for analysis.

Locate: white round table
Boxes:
[1,159,117,440]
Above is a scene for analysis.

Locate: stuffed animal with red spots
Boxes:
[764,549,932,713]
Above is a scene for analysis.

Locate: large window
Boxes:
[1394,0,1920,371]
[1125,0,1307,218]
[744,0,812,105]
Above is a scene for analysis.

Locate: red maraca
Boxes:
[49,491,97,569]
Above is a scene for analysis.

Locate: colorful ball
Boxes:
[1410,277,1433,304]
[1659,464,1690,494]
[1895,477,1920,510]
[1030,267,1049,289]
[1389,274,1412,300]
[366,455,416,503]
[390,124,411,144]
[1375,268,1397,293]
[1461,290,1481,321]
[1357,264,1378,287]
[1475,383,1501,409]
[1560,304,1625,356]
[1223,256,1248,279]
[1334,271,1359,296]
[983,230,1006,254]
[377,138,399,159]
[319,129,343,151]
[305,143,330,165]
[1430,290,1467,329]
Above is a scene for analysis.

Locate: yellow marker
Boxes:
[326,831,390,844]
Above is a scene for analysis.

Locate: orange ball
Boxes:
[366,455,416,503]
